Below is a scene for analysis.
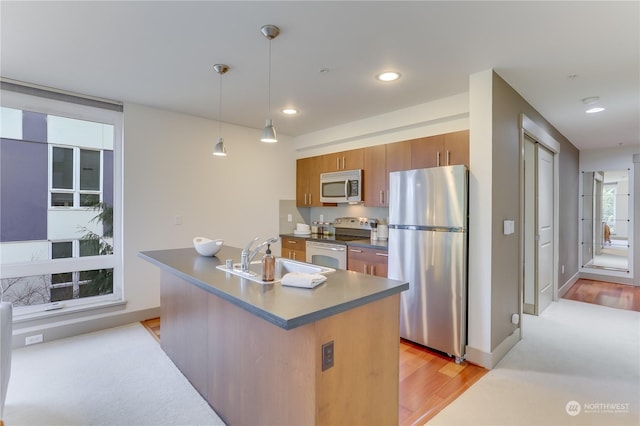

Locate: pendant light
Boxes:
[213,64,229,156]
[260,24,280,143]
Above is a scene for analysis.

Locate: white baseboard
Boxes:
[12,307,160,349]
[465,327,521,369]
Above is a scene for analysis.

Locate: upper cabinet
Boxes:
[322,148,364,172]
[443,130,469,167]
[363,141,411,207]
[410,130,469,168]
[296,156,323,207]
[298,130,468,208]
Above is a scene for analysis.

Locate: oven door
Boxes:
[305,241,347,270]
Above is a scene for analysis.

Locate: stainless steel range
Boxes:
[306,217,376,269]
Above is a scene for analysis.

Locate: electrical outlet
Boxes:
[322,340,334,371]
[287,214,293,223]
[25,334,43,345]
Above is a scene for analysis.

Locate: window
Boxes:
[0,84,122,316]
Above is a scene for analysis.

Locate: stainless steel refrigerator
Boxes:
[388,165,468,362]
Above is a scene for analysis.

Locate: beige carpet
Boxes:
[428,299,640,425]
[4,323,225,425]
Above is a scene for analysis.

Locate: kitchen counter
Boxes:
[139,246,404,330]
[280,233,389,250]
[139,246,407,425]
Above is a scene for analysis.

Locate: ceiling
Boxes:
[1,1,638,151]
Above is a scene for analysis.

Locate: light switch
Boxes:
[287,214,293,223]
[503,220,515,235]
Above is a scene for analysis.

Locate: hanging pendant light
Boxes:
[213,63,229,156]
[260,24,280,143]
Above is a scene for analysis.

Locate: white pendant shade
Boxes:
[213,137,227,156]
[261,119,277,143]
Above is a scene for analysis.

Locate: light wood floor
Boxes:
[142,279,637,424]
[562,278,640,312]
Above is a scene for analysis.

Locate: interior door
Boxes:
[537,144,554,313]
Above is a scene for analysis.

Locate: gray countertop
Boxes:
[280,233,389,250]
[139,246,407,330]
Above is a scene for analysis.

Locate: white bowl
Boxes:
[193,237,224,256]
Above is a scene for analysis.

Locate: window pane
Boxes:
[80,193,100,207]
[51,272,72,285]
[78,268,113,298]
[51,285,73,302]
[52,147,73,189]
[80,150,100,190]
[52,241,73,259]
[51,192,74,207]
[79,239,100,256]
[0,275,50,306]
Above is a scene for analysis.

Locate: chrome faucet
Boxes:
[241,236,279,272]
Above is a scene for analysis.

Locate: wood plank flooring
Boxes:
[562,278,640,312]
[141,317,487,425]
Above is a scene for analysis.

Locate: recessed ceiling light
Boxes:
[586,107,605,114]
[377,72,400,82]
[282,108,298,115]
[582,96,600,105]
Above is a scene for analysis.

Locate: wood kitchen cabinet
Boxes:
[322,148,364,172]
[347,246,388,277]
[443,129,469,167]
[411,130,469,169]
[363,141,411,207]
[281,236,306,261]
[296,156,322,206]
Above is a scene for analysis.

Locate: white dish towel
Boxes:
[281,272,327,289]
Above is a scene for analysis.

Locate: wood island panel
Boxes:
[159,270,400,426]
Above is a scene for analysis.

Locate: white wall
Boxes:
[123,103,297,312]
[466,70,493,366]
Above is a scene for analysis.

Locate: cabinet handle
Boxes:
[379,190,384,205]
[309,193,312,204]
[363,265,368,274]
[446,150,451,165]
[436,151,441,167]
[342,157,346,169]
[287,240,297,244]
[376,252,389,257]
[304,193,307,205]
[349,248,363,253]
[336,158,340,170]
[370,266,375,275]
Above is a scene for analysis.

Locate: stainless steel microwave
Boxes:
[320,169,362,203]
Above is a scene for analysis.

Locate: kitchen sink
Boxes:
[216,257,335,284]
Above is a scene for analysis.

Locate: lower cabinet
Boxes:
[347,246,388,277]
[281,236,306,261]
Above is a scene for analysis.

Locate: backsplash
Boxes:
[279,199,388,234]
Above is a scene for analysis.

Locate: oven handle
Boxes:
[307,243,346,252]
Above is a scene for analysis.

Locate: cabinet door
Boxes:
[296,156,322,206]
[411,135,444,169]
[281,237,307,261]
[347,246,388,277]
[363,145,386,207]
[386,140,412,173]
[296,158,311,206]
[443,130,469,167]
[323,148,364,172]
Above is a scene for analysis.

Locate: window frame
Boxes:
[0,88,123,319]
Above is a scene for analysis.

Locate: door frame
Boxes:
[519,114,561,317]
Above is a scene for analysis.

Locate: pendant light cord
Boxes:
[218,70,223,138]
[267,38,272,116]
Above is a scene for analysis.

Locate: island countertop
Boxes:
[139,246,408,330]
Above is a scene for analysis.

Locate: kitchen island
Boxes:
[139,246,408,426]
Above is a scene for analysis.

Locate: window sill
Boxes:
[12,299,127,325]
